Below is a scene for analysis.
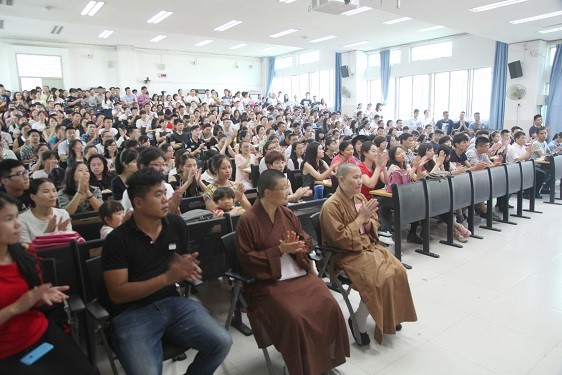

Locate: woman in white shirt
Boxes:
[19,178,72,244]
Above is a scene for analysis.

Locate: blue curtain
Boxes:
[335,52,342,112]
[489,41,508,130]
[265,57,275,96]
[546,44,562,136]
[380,49,391,104]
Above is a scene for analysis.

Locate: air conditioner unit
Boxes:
[311,0,360,15]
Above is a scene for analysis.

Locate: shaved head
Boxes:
[336,162,359,179]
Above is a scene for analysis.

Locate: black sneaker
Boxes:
[407,233,423,244]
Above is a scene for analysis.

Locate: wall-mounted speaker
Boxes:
[508,60,523,79]
[341,65,350,78]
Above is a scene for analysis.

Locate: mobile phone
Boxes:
[20,342,54,365]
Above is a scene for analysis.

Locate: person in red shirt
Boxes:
[0,192,96,374]
[358,141,388,200]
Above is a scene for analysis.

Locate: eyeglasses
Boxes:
[149,163,165,169]
[6,170,29,179]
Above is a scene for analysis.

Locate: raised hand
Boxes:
[279,231,307,254]
[11,284,70,315]
[357,199,379,223]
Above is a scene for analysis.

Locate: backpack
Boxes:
[180,209,214,223]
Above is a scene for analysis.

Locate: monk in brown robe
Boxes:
[236,169,349,375]
[320,163,417,345]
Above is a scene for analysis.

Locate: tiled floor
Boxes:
[96,195,562,375]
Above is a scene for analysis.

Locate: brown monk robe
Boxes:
[236,170,349,375]
[320,163,417,344]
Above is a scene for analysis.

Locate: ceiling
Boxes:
[0,0,561,57]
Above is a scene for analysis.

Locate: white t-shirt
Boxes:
[19,208,71,244]
[121,182,175,212]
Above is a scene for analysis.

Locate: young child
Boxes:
[98,201,125,239]
[212,187,246,217]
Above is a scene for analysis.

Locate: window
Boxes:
[472,67,492,120]
[367,49,401,67]
[275,56,292,70]
[298,50,319,65]
[412,74,430,115]
[269,69,335,109]
[299,73,310,96]
[449,70,469,115]
[411,41,453,62]
[16,54,63,78]
[548,45,557,66]
[398,76,413,120]
[433,72,450,116]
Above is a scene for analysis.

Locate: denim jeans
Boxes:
[110,296,232,375]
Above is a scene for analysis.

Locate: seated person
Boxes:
[57,162,103,214]
[0,192,97,374]
[265,150,312,203]
[168,153,206,198]
[98,200,125,239]
[110,148,138,201]
[30,150,58,180]
[0,159,32,213]
[212,187,245,217]
[203,154,251,211]
[102,168,232,375]
[19,178,72,244]
[236,169,350,375]
[301,142,339,190]
[87,154,116,192]
[320,163,418,345]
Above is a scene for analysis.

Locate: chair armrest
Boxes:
[86,300,109,321]
[224,270,255,284]
[314,245,344,254]
[308,252,323,262]
[67,295,85,312]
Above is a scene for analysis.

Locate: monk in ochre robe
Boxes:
[320,163,417,345]
[236,169,349,375]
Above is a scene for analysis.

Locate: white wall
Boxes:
[0,40,264,95]
[504,40,548,131]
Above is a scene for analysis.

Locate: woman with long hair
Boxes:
[234,141,257,190]
[103,139,118,171]
[110,148,138,201]
[169,153,206,198]
[88,154,116,191]
[67,139,84,166]
[289,141,305,170]
[19,178,72,244]
[330,140,356,169]
[358,141,388,200]
[57,162,103,214]
[0,192,97,374]
[203,154,251,212]
[301,142,339,189]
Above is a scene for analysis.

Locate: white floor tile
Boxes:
[528,347,562,375]
[445,260,528,293]
[504,276,562,311]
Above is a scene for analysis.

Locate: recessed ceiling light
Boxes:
[214,20,242,32]
[539,25,562,33]
[469,0,527,13]
[417,25,445,32]
[98,30,114,38]
[309,35,338,43]
[229,43,247,50]
[509,10,562,24]
[195,40,213,47]
[341,41,369,48]
[147,11,173,24]
[261,47,276,51]
[278,0,297,3]
[81,1,105,16]
[383,17,412,25]
[341,6,372,16]
[150,35,167,43]
[269,28,298,38]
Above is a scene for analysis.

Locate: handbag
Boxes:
[29,231,85,251]
[386,169,411,192]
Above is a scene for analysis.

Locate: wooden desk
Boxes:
[370,188,392,198]
[315,180,333,187]
[534,159,550,165]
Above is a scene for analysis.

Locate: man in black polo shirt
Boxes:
[0,159,32,213]
[102,168,232,375]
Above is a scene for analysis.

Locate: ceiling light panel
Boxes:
[269,28,298,38]
[383,17,412,25]
[81,1,104,16]
[417,25,445,32]
[279,0,297,3]
[147,10,173,24]
[195,39,213,46]
[150,35,167,43]
[50,26,63,34]
[98,30,113,38]
[214,20,242,32]
[539,25,562,33]
[341,6,372,16]
[341,41,369,48]
[309,35,338,43]
[509,11,562,24]
[229,43,247,50]
[469,0,527,13]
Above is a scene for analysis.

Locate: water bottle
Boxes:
[313,185,324,200]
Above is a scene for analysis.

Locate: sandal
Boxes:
[453,228,468,243]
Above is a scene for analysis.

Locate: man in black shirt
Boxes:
[0,159,32,213]
[102,168,232,375]
[169,119,191,150]
[435,111,454,135]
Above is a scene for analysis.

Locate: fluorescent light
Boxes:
[81,1,104,16]
[214,20,242,32]
[309,35,337,43]
[195,40,213,47]
[261,47,276,51]
[469,0,527,13]
[229,43,247,50]
[98,30,114,38]
[417,25,445,32]
[509,11,562,24]
[269,28,298,38]
[150,35,167,43]
[341,41,369,48]
[383,17,412,25]
[147,10,173,24]
[341,6,372,16]
[539,25,562,33]
[279,0,297,3]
